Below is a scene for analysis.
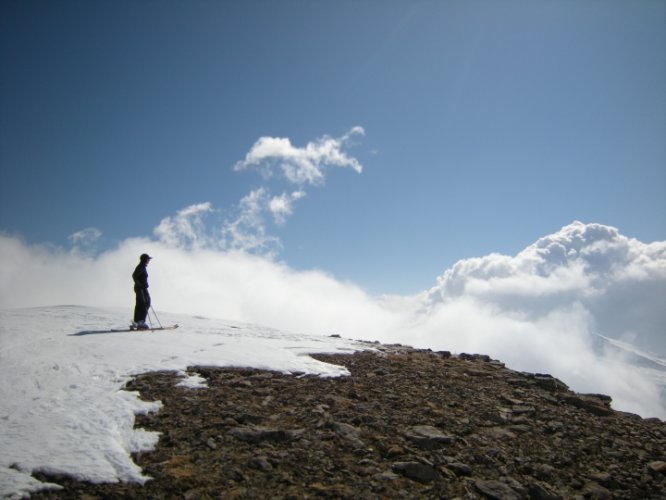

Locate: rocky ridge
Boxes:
[33,343,666,499]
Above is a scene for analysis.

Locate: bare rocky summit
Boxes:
[33,344,666,499]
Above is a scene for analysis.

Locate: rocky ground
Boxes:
[32,343,666,499]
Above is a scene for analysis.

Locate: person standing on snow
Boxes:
[132,253,152,330]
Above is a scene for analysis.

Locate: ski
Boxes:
[129,324,179,333]
[72,325,179,336]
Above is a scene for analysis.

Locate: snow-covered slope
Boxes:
[0,306,366,498]
[595,334,666,403]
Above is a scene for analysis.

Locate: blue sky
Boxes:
[1,0,665,294]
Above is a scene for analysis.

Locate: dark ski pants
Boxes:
[134,288,151,323]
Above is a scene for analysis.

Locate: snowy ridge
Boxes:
[0,306,366,498]
[597,334,666,371]
[595,334,666,403]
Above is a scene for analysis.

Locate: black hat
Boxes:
[140,253,152,262]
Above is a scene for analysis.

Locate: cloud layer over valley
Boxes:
[2,218,665,419]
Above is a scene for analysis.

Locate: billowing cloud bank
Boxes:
[1,220,665,418]
[425,222,666,356]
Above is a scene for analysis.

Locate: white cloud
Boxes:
[154,202,213,250]
[1,220,665,419]
[68,227,102,246]
[68,227,102,255]
[219,189,281,255]
[152,192,301,255]
[234,126,365,185]
[269,191,306,225]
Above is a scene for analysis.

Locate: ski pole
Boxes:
[149,305,164,329]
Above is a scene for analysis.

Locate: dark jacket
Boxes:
[132,263,149,291]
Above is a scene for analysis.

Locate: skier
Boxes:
[132,253,152,330]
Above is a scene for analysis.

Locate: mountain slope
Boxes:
[0,306,363,498]
[29,347,666,499]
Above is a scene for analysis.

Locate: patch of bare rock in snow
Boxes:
[32,344,666,499]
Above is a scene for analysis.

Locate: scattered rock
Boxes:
[500,395,525,406]
[228,425,296,443]
[446,462,471,476]
[535,463,556,480]
[404,424,455,449]
[562,394,614,416]
[588,471,612,486]
[475,479,520,500]
[582,481,612,499]
[459,353,492,362]
[392,461,440,483]
[332,421,365,449]
[512,405,536,415]
[527,481,562,500]
[648,460,666,473]
[247,456,273,472]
